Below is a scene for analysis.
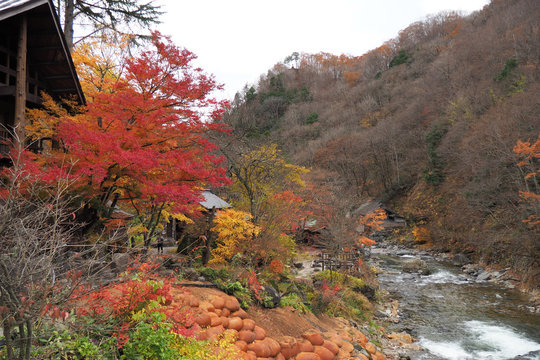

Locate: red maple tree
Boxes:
[26,32,230,243]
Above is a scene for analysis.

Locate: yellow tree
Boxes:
[210,209,261,265]
[226,144,309,264]
[71,35,129,98]
[229,144,308,223]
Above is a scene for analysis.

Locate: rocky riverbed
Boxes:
[369,242,540,360]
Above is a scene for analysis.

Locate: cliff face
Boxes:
[223,0,540,288]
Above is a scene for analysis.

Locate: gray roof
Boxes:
[199,190,231,210]
[0,0,47,20]
[351,200,383,216]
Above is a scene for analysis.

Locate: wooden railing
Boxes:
[317,251,362,274]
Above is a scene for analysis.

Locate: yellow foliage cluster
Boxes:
[226,144,308,264]
[412,225,431,245]
[71,34,130,98]
[174,331,242,360]
[210,209,261,265]
[361,110,387,128]
[25,93,79,141]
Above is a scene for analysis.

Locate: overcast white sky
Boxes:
[158,0,490,101]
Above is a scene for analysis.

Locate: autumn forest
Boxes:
[0,0,538,359]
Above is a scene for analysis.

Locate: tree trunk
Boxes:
[24,321,32,360]
[4,323,14,360]
[63,0,74,51]
[202,208,216,265]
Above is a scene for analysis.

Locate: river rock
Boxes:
[461,264,479,276]
[508,350,540,359]
[402,258,430,275]
[477,270,492,281]
[452,253,471,266]
[181,268,199,280]
[262,285,280,308]
[355,284,376,300]
[387,332,415,344]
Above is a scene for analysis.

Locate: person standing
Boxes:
[157,233,164,254]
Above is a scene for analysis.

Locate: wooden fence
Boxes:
[317,251,361,274]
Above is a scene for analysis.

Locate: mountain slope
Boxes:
[222,0,540,288]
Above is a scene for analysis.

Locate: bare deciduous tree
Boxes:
[0,148,112,360]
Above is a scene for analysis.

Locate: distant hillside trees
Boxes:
[224,0,540,288]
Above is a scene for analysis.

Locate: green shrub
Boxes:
[389,50,411,67]
[494,58,518,81]
[312,270,365,289]
[215,280,252,308]
[423,125,447,185]
[198,267,229,282]
[280,293,310,314]
[122,311,177,360]
[31,329,116,360]
[305,112,319,125]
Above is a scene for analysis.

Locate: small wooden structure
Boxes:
[317,251,361,274]
[167,190,232,264]
[0,0,84,156]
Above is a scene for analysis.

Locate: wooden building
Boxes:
[0,0,84,157]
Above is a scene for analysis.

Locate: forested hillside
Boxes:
[221,0,539,288]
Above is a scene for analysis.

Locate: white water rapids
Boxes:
[372,246,540,360]
[419,320,540,359]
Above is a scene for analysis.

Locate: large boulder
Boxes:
[112,253,131,272]
[262,285,281,308]
[452,253,471,266]
[402,258,430,275]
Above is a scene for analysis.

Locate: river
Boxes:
[370,243,540,360]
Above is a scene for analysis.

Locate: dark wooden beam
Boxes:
[0,85,15,96]
[42,74,72,80]
[31,45,61,51]
[14,15,27,148]
[48,88,77,93]
[0,85,43,104]
[0,64,17,77]
[33,61,63,66]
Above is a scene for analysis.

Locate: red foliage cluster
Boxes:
[269,190,312,232]
[246,271,263,301]
[20,32,231,221]
[321,281,341,301]
[269,259,284,275]
[74,262,194,346]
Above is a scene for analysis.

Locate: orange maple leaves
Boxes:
[514,134,540,229]
[357,208,386,248]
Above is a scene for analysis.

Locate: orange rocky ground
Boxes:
[173,285,386,360]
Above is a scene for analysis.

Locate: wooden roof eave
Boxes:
[0,0,86,105]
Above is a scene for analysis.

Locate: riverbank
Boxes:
[374,239,540,314]
[369,240,540,360]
